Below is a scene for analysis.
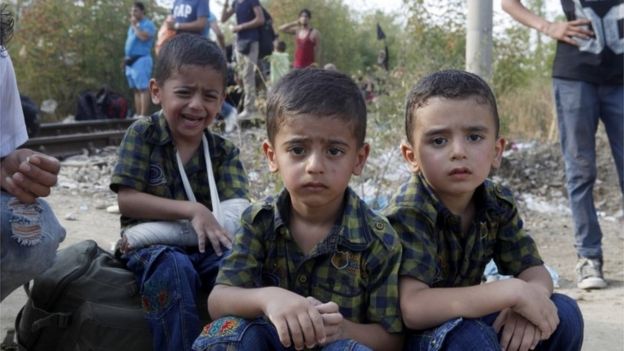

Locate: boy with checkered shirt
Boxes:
[385,70,583,351]
[192,68,403,351]
[110,34,249,351]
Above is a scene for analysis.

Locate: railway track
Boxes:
[24,118,138,159]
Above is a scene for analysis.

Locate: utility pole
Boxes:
[466,0,493,80]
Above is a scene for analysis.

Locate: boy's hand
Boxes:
[189,203,232,255]
[305,296,345,345]
[511,281,559,339]
[494,308,542,351]
[263,290,326,350]
[315,301,345,345]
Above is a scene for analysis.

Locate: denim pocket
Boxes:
[192,317,266,350]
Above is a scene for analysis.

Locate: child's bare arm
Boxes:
[308,298,402,351]
[490,266,559,351]
[400,275,555,332]
[208,285,326,349]
[117,187,231,254]
[513,265,559,338]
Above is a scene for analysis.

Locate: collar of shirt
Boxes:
[409,172,505,230]
[262,187,375,253]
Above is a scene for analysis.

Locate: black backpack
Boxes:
[14,240,152,351]
[75,88,129,121]
[96,88,129,119]
[75,91,100,121]
[258,6,276,60]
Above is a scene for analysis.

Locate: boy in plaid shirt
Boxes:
[385,70,583,351]
[110,34,249,351]
[193,69,403,351]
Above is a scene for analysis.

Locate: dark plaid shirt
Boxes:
[216,187,404,333]
[110,112,249,228]
[385,173,543,287]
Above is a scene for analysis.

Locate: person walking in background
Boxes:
[205,11,226,51]
[268,40,289,85]
[221,0,265,120]
[1,3,66,301]
[502,0,623,290]
[124,2,155,118]
[168,0,209,35]
[278,8,320,69]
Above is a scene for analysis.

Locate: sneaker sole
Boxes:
[577,277,607,289]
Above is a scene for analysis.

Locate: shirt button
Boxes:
[298,275,307,284]
[374,221,385,230]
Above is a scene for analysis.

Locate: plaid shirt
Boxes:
[110,112,249,228]
[385,173,543,287]
[216,187,404,334]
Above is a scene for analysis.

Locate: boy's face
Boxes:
[401,96,505,204]
[263,115,369,212]
[150,65,225,144]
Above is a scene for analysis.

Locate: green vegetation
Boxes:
[8,0,553,140]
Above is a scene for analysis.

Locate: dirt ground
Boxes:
[1,129,623,350]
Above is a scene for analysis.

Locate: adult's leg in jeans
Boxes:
[239,41,258,114]
[553,78,602,258]
[0,192,66,301]
[126,245,204,351]
[599,85,624,196]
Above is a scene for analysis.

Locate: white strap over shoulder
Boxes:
[176,134,223,224]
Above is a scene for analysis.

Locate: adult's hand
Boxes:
[0,149,60,203]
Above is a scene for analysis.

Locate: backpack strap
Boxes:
[31,311,72,331]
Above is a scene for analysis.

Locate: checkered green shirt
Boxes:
[110,112,249,228]
[216,187,404,333]
[385,173,543,287]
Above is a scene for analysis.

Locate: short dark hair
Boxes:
[266,68,367,146]
[404,69,500,144]
[299,9,311,18]
[277,41,286,52]
[154,33,227,88]
[133,2,145,12]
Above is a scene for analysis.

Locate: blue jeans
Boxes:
[553,79,624,259]
[125,245,226,351]
[404,293,583,351]
[0,191,66,301]
[192,316,373,351]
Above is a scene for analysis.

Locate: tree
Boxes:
[11,0,166,119]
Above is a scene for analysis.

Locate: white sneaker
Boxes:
[576,257,607,289]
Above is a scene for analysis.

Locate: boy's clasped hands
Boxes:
[263,289,344,350]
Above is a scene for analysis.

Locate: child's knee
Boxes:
[552,293,584,343]
[192,317,263,351]
[444,319,499,350]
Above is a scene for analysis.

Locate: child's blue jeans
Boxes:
[192,316,373,351]
[403,293,583,351]
[125,244,225,351]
